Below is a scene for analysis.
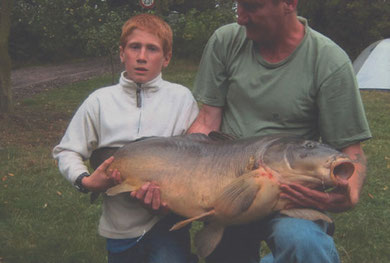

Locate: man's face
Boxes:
[236,0,285,44]
[120,29,171,84]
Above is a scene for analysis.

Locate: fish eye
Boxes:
[304,142,315,149]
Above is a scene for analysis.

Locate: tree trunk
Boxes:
[0,0,14,113]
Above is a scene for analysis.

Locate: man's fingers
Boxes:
[280,184,306,199]
[280,184,327,209]
[280,193,304,209]
[282,183,328,202]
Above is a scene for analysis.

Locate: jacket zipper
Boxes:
[136,83,142,135]
[136,84,142,108]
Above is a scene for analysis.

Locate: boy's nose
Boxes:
[237,5,249,25]
[137,47,147,61]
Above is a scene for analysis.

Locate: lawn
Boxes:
[0,59,389,263]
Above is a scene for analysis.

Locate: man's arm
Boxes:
[187,104,223,134]
[280,142,367,213]
[340,142,367,206]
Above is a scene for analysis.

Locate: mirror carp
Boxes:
[90,132,355,258]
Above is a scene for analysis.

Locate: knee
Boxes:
[271,218,337,254]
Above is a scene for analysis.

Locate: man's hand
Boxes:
[280,142,367,213]
[280,181,352,213]
[131,182,169,214]
[82,156,122,192]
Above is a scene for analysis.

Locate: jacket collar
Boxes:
[119,71,162,97]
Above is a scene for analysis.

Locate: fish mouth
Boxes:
[330,157,355,185]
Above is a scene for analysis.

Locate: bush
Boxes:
[168,8,236,59]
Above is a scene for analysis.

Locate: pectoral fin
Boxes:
[214,170,261,217]
[194,223,225,258]
[170,210,215,231]
[280,208,333,223]
[106,183,137,196]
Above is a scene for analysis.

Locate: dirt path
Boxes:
[11,57,123,100]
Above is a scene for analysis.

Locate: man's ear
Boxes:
[163,52,172,68]
[284,0,298,14]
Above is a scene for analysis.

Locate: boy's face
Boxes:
[120,29,171,84]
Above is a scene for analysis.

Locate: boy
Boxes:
[53,14,199,263]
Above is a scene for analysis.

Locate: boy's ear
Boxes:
[163,52,172,68]
[119,46,125,63]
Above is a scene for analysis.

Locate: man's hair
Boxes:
[120,13,173,56]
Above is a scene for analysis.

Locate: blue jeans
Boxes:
[205,214,340,263]
[107,214,198,263]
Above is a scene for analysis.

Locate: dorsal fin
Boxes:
[185,133,211,142]
[89,147,119,170]
[133,136,158,142]
[89,137,157,170]
[208,131,237,141]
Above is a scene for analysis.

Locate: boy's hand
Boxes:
[131,182,170,214]
[83,156,122,192]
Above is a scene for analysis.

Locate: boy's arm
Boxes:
[82,156,122,192]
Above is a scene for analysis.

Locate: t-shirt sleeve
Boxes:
[193,31,229,107]
[317,62,372,149]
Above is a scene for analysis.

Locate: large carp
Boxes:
[90,132,355,258]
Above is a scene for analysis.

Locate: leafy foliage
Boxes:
[8,0,390,64]
[299,0,390,59]
[9,0,236,63]
[169,7,236,58]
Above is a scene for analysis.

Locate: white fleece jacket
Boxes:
[53,72,199,238]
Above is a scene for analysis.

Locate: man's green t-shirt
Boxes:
[193,18,371,149]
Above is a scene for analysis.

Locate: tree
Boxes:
[299,0,390,59]
[0,0,14,113]
[80,9,127,83]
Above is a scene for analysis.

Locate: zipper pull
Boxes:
[136,84,142,108]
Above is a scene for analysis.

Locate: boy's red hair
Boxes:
[120,14,173,57]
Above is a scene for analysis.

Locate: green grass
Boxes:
[1,60,389,263]
[331,91,390,262]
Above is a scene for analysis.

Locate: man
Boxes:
[188,0,371,262]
